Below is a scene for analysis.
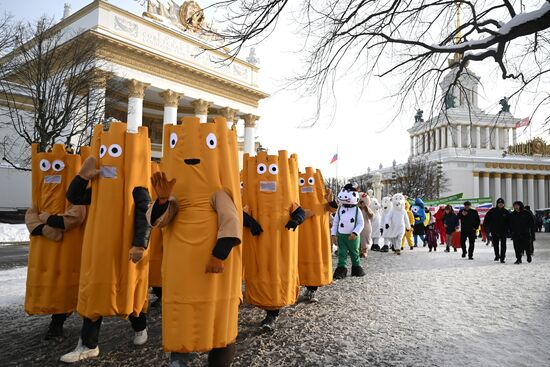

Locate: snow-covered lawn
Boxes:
[0,223,29,244]
[0,266,26,307]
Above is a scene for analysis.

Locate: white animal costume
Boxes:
[379,196,392,252]
[358,193,373,257]
[383,193,411,255]
[331,184,366,279]
[369,198,382,251]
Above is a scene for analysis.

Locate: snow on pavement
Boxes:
[0,223,29,244]
[0,266,26,307]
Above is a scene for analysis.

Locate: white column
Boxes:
[494,173,501,201]
[495,127,500,150]
[482,172,490,197]
[446,126,452,148]
[456,125,462,148]
[432,130,436,151]
[191,99,211,123]
[465,125,471,148]
[486,126,491,149]
[504,128,510,149]
[160,90,181,125]
[410,136,414,156]
[504,173,512,206]
[243,114,258,155]
[473,172,480,198]
[516,174,524,204]
[537,175,545,209]
[219,107,238,129]
[126,79,150,133]
[527,174,535,209]
[512,128,517,145]
[476,126,481,149]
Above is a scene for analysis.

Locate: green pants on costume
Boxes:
[337,233,360,267]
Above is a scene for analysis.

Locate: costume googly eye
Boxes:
[308,177,315,185]
[206,133,217,149]
[269,164,278,175]
[108,144,123,158]
[99,145,107,158]
[52,160,65,172]
[299,178,305,186]
[240,181,244,189]
[39,159,51,172]
[257,163,267,174]
[169,132,178,148]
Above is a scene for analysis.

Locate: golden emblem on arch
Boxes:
[179,1,205,31]
[531,137,545,154]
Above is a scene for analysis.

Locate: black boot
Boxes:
[333,266,347,279]
[380,245,389,253]
[45,313,68,340]
[351,265,366,277]
[207,343,236,367]
[371,244,380,251]
[261,310,279,331]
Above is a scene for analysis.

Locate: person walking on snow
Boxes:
[509,201,535,264]
[457,201,480,260]
[483,198,509,263]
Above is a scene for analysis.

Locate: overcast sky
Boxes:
[2,0,548,178]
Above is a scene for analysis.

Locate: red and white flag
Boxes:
[515,117,530,128]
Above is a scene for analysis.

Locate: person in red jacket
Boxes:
[434,205,446,247]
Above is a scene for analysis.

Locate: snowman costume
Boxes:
[379,196,392,252]
[369,198,382,251]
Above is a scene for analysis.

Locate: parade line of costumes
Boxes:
[148,117,243,367]
[298,168,335,303]
[241,150,306,330]
[25,144,88,340]
[60,122,152,363]
[332,184,365,279]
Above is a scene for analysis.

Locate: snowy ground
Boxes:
[0,223,29,244]
[0,235,549,366]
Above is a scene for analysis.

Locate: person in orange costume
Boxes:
[60,122,152,363]
[241,150,306,331]
[297,167,335,303]
[25,144,88,340]
[148,117,242,367]
[148,162,163,307]
[401,201,415,250]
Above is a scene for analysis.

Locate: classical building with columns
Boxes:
[356,66,550,210]
[0,0,268,210]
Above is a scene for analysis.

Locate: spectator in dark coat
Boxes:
[483,198,510,263]
[442,205,459,252]
[509,201,535,264]
[457,201,480,260]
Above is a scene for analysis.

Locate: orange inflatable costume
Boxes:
[297,167,334,302]
[241,150,306,330]
[25,143,88,339]
[148,117,242,366]
[60,122,152,363]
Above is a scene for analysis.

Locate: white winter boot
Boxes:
[60,338,99,363]
[133,327,148,345]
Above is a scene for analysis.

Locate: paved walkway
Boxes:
[1,234,549,366]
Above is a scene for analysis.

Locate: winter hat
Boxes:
[496,198,505,205]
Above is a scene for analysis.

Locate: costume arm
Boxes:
[66,175,92,205]
[210,190,241,260]
[146,196,178,227]
[331,211,339,236]
[132,187,152,249]
[404,211,411,230]
[352,207,365,235]
[25,207,63,241]
[45,204,87,231]
[243,211,263,235]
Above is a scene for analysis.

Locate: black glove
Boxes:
[385,224,389,229]
[285,219,299,231]
[380,228,383,235]
[243,211,263,236]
